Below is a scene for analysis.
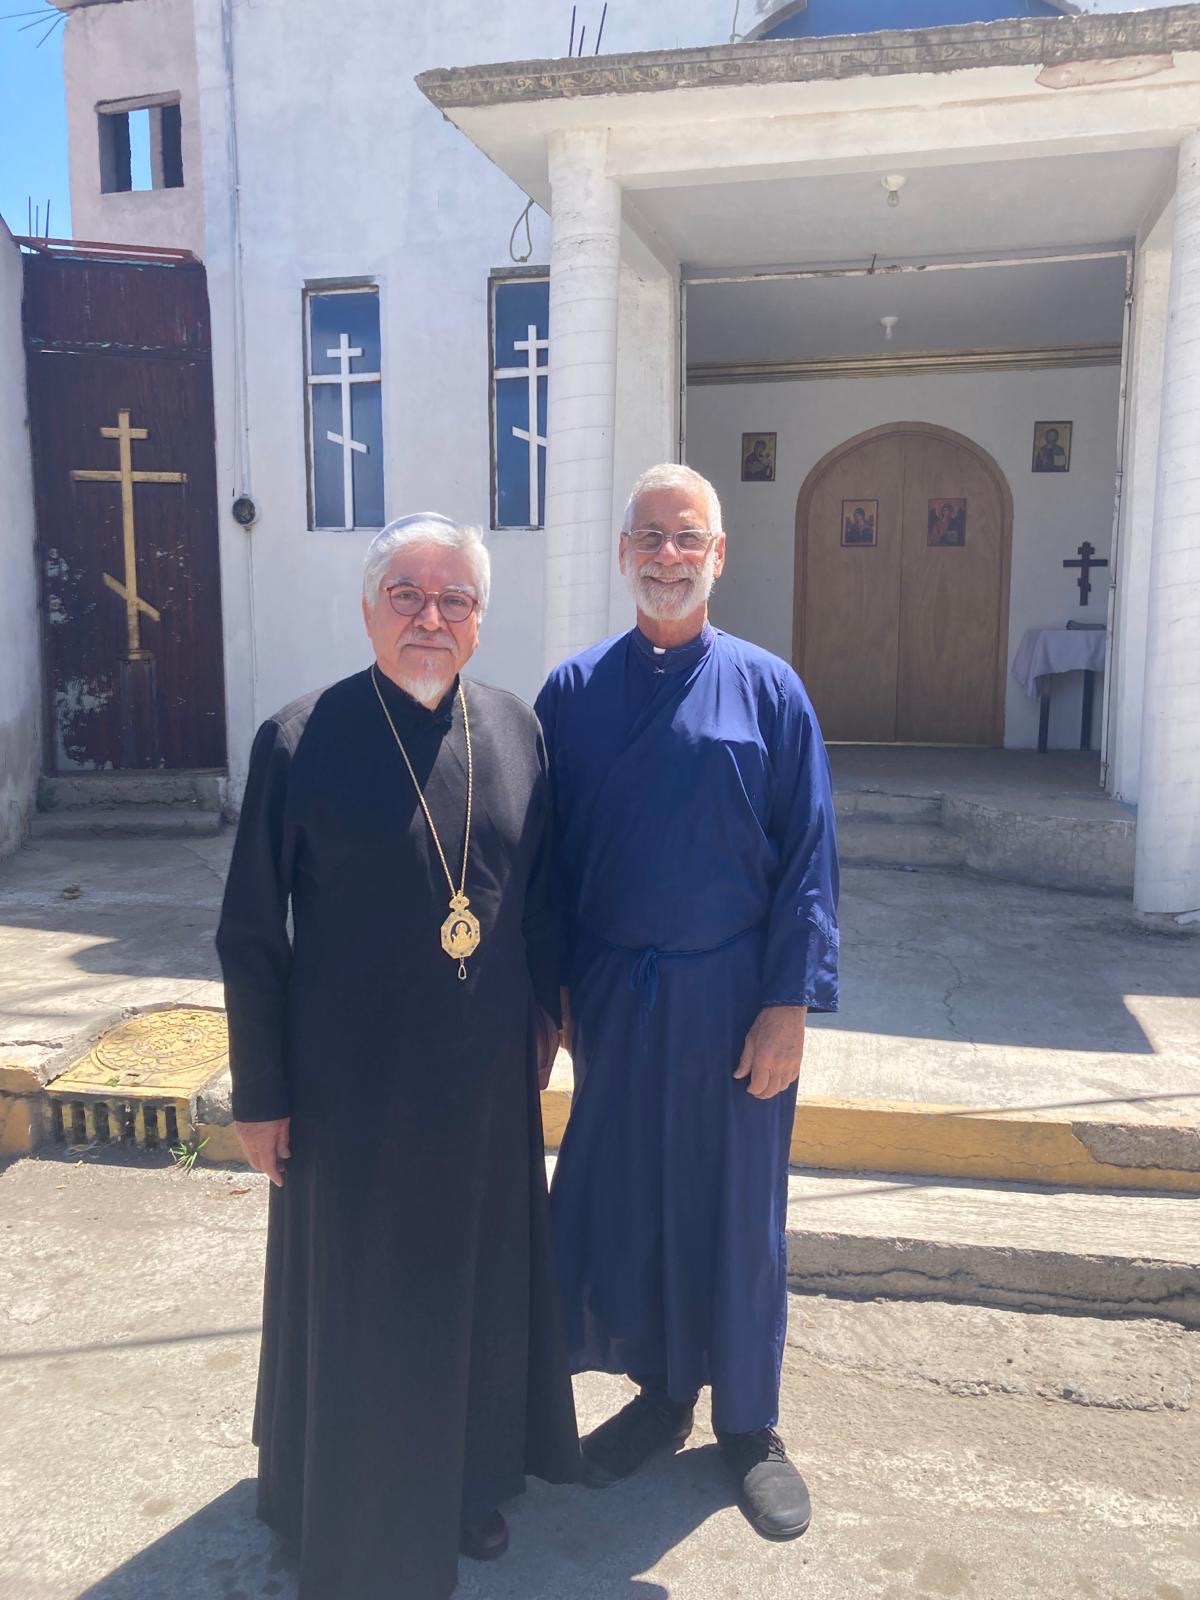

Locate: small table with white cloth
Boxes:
[1012,626,1107,753]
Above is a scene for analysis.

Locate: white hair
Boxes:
[362,514,491,616]
[621,464,723,536]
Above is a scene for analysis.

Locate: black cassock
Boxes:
[216,667,579,1600]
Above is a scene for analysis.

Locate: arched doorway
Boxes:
[793,421,1013,744]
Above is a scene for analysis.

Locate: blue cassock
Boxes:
[535,623,839,1435]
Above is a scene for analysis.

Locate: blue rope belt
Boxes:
[586,923,761,1015]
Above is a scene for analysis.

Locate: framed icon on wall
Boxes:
[1032,421,1072,473]
[741,433,777,481]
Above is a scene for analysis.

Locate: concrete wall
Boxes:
[63,0,204,258]
[0,224,42,856]
[687,362,1121,749]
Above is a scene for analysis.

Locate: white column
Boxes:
[542,128,622,677]
[1109,230,1170,804]
[1135,131,1200,930]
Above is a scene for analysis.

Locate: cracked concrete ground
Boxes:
[1,1154,1197,1600]
[2,832,1197,1131]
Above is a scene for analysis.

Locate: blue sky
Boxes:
[0,3,71,238]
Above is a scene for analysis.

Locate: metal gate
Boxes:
[23,249,226,771]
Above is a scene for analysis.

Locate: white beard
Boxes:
[627,547,718,621]
[393,661,455,707]
[391,629,457,706]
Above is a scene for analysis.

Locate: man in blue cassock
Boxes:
[535,463,839,1541]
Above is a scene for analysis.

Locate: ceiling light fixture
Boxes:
[881,174,907,209]
[880,316,899,342]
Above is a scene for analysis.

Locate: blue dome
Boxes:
[760,0,1066,38]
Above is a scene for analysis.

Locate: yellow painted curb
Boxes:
[789,1097,1200,1193]
[8,1010,1196,1196]
[539,1088,1200,1194]
[192,1122,248,1165]
[0,1091,40,1156]
[540,1087,572,1151]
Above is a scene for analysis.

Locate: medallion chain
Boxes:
[371,665,479,978]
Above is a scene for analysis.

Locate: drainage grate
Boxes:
[51,1097,183,1150]
[42,1008,223,1158]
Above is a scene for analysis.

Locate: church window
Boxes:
[98,98,184,193]
[305,285,385,532]
[490,272,549,530]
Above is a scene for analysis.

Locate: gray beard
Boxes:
[627,552,717,621]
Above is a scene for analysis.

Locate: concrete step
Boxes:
[835,789,943,825]
[30,806,224,841]
[836,817,967,870]
[38,771,225,813]
[942,796,1135,895]
[540,1153,1198,1326]
[785,1167,1199,1328]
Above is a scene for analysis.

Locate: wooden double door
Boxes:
[794,422,1012,745]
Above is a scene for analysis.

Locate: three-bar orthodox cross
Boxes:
[308,331,381,529]
[1063,540,1108,607]
[70,409,187,660]
[496,322,549,527]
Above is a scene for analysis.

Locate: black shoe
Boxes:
[718,1427,811,1540]
[459,1509,509,1561]
[580,1390,695,1487]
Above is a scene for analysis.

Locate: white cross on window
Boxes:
[308,331,382,529]
[495,323,549,528]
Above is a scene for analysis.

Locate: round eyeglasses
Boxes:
[385,584,478,623]
[624,528,716,556]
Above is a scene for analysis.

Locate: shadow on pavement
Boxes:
[74,1450,734,1600]
[75,1480,285,1600]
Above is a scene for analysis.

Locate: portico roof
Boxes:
[417,5,1200,112]
[415,6,1200,273]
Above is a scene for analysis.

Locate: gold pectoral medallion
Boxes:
[371,670,481,983]
[441,892,481,979]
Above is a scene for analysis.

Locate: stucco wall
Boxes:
[181,0,743,794]
[0,223,42,856]
[64,0,204,257]
[687,362,1121,750]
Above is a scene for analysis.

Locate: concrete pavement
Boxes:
[3,830,1197,1119]
[3,831,1198,1187]
[1,1154,1196,1600]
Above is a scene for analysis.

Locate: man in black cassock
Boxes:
[216,512,578,1600]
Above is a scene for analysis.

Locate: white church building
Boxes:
[1,0,1197,930]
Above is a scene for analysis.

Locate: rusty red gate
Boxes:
[24,252,226,771]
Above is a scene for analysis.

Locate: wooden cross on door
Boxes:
[1063,540,1108,606]
[71,409,188,660]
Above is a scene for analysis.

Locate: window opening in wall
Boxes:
[305,285,385,532]
[98,99,184,193]
[491,272,549,530]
